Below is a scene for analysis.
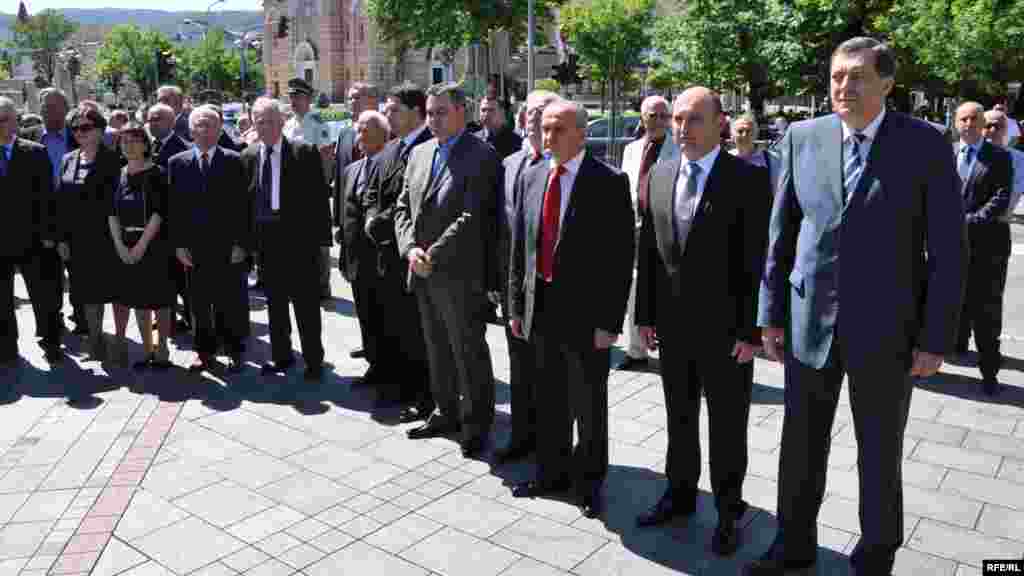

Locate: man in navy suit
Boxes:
[749,37,966,576]
[169,106,251,374]
[952,102,1013,395]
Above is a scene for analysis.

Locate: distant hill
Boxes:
[0,8,263,41]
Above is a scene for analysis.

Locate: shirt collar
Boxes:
[842,107,886,142]
[682,144,721,175]
[549,147,586,175]
[42,126,67,141]
[403,124,428,148]
[261,137,284,155]
[959,138,982,154]
[193,145,219,159]
[438,129,465,151]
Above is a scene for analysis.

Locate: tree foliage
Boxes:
[559,0,655,85]
[12,9,77,85]
[94,25,174,103]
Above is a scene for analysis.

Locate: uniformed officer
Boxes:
[285,77,334,300]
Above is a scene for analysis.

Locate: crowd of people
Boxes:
[0,34,1019,575]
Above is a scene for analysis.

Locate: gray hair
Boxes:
[252,97,285,117]
[640,95,669,114]
[38,87,68,108]
[358,110,391,134]
[157,85,183,101]
[730,113,759,139]
[547,99,588,129]
[526,90,560,108]
[0,96,15,117]
[832,37,897,79]
[957,101,985,118]
[189,105,221,128]
[148,103,175,118]
[426,82,467,108]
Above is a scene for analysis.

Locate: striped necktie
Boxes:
[844,133,866,202]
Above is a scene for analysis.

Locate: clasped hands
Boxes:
[407,247,433,278]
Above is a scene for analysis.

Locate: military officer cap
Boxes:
[287,78,315,97]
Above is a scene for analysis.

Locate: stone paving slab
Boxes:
[1,249,1024,575]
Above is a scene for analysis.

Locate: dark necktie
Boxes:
[262,146,274,212]
[637,138,660,213]
[0,148,7,178]
[200,152,209,175]
[538,165,566,282]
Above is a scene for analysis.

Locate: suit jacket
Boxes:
[473,126,523,161]
[621,135,679,216]
[57,145,122,244]
[154,133,189,170]
[241,137,332,254]
[0,138,55,258]
[332,127,358,211]
[394,132,501,295]
[758,112,967,371]
[509,151,635,343]
[635,149,769,350]
[174,112,192,142]
[18,125,79,151]
[497,147,544,311]
[956,139,1013,258]
[168,146,252,263]
[337,156,378,281]
[218,130,244,153]
[362,127,433,245]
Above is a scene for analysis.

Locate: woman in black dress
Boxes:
[109,123,174,369]
[56,108,121,362]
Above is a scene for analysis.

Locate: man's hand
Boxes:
[510,317,525,339]
[594,328,617,350]
[176,248,194,268]
[408,247,433,278]
[56,242,70,261]
[910,349,943,378]
[230,246,246,265]
[732,340,759,364]
[761,326,785,362]
[638,326,658,350]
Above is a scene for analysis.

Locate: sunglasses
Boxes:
[72,124,96,133]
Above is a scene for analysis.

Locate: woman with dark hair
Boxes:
[56,107,121,362]
[109,123,174,369]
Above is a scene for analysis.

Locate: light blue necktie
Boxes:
[844,133,866,202]
[958,145,974,183]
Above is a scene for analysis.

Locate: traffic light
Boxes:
[277,16,289,38]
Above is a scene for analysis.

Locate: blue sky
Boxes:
[17,0,261,11]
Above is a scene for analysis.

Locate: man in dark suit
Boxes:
[474,96,523,160]
[20,88,81,336]
[169,106,251,373]
[365,83,433,415]
[953,101,1013,396]
[394,82,500,457]
[492,89,558,465]
[336,110,389,387]
[0,96,62,366]
[245,97,331,381]
[157,85,192,143]
[750,38,966,576]
[333,82,380,360]
[508,100,635,518]
[632,88,768,555]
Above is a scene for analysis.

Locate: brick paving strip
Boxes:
[46,400,183,575]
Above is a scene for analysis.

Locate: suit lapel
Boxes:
[848,112,893,209]
[820,115,844,213]
[420,140,443,205]
[656,155,681,264]
[967,141,991,195]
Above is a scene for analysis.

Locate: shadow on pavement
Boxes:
[915,368,1024,408]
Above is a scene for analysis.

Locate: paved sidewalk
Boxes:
[0,259,1023,575]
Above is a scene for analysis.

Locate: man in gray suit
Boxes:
[395,82,500,457]
[749,37,966,576]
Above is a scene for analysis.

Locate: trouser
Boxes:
[958,249,1009,379]
[416,275,494,441]
[503,321,537,447]
[261,229,324,366]
[21,246,63,348]
[190,262,247,357]
[375,268,431,405]
[769,334,913,575]
[350,269,379,366]
[63,258,85,325]
[624,268,647,359]
[320,247,331,292]
[658,331,752,518]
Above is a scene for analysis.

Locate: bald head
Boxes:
[356,110,390,156]
[541,100,587,164]
[672,87,723,160]
[641,95,670,142]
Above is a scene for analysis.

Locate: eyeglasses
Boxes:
[72,124,96,133]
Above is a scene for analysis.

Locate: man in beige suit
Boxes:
[618,95,677,370]
[394,82,501,457]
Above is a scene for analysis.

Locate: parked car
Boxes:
[585,114,641,163]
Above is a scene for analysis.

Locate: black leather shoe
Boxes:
[636,491,695,527]
[712,517,738,556]
[494,442,535,465]
[615,356,649,371]
[983,377,999,396]
[226,356,244,374]
[261,358,295,375]
[399,404,433,423]
[354,365,381,387]
[71,324,89,337]
[350,348,366,359]
[43,346,63,365]
[511,480,571,498]
[304,364,323,381]
[580,487,603,518]
[407,421,457,440]
[460,436,485,457]
[744,557,815,575]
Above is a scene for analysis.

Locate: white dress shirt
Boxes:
[674,145,721,219]
[260,138,283,210]
[547,148,586,244]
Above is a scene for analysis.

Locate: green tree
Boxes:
[535,78,561,93]
[95,25,175,103]
[12,9,77,85]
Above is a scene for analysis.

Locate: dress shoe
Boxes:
[494,442,535,465]
[71,324,89,337]
[350,348,366,359]
[460,436,485,457]
[615,355,649,371]
[304,364,323,381]
[983,377,1000,396]
[132,354,154,371]
[712,517,738,556]
[580,487,603,518]
[189,354,213,373]
[407,421,457,440]
[744,557,815,576]
[261,358,295,374]
[354,365,381,386]
[636,491,696,527]
[399,404,433,423]
[226,356,244,374]
[511,479,571,498]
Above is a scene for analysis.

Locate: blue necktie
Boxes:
[0,147,7,178]
[844,133,866,202]
[958,145,973,183]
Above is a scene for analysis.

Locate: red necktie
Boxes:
[637,138,660,213]
[539,165,565,282]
